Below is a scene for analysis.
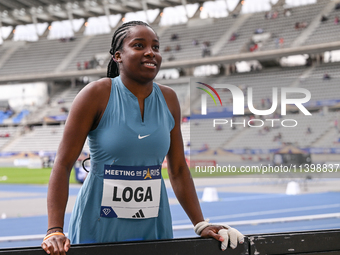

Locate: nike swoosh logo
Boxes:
[138,134,150,139]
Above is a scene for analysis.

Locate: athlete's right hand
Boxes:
[41,235,70,255]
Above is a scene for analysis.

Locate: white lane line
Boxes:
[172,203,340,224]
[172,213,340,231]
[241,223,340,235]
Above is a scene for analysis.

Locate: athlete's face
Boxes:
[116,25,162,84]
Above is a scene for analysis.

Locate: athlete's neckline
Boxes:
[117,76,155,101]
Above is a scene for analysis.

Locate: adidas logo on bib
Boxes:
[132,209,145,218]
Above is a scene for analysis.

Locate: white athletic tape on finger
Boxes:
[218,229,229,251]
[219,227,245,250]
[194,220,244,250]
[228,228,238,249]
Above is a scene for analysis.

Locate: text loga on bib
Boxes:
[100,165,162,219]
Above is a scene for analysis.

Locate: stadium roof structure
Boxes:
[0,0,214,26]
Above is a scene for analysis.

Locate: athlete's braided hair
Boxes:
[107,21,154,78]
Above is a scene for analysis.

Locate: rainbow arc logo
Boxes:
[196,82,223,107]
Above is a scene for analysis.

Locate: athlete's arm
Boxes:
[41,78,111,255]
[160,85,224,242]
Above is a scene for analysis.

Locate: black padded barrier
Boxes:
[0,237,249,255]
[249,229,340,255]
[0,229,339,255]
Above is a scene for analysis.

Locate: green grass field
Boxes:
[0,167,78,185]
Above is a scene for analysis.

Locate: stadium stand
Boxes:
[159,16,237,60]
[0,126,20,150]
[0,1,337,77]
[304,1,340,45]
[1,124,89,153]
[2,125,65,153]
[0,38,79,76]
[221,114,332,150]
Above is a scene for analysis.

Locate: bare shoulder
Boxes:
[69,78,112,130]
[157,83,178,101]
[156,83,179,114]
[78,77,112,99]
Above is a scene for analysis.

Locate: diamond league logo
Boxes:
[102,208,111,215]
[196,82,312,128]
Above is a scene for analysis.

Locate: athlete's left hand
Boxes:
[200,225,244,250]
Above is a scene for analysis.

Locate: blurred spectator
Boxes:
[279,37,284,48]
[175,44,181,51]
[284,9,292,17]
[273,132,282,141]
[58,98,65,104]
[295,22,308,29]
[89,56,99,69]
[215,125,223,131]
[84,61,89,70]
[60,37,76,42]
[249,43,258,52]
[335,119,339,131]
[265,11,278,19]
[77,62,82,70]
[321,15,328,22]
[248,115,255,127]
[305,56,312,66]
[300,22,308,28]
[261,98,265,108]
[335,3,340,10]
[168,54,175,61]
[171,33,178,40]
[306,126,312,134]
[272,11,278,19]
[61,107,69,113]
[192,39,199,46]
[202,143,209,150]
[266,97,272,108]
[229,32,239,41]
[254,28,264,34]
[164,46,172,52]
[201,41,211,57]
[335,16,339,24]
[323,73,331,80]
[265,11,271,19]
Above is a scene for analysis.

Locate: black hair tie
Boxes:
[82,155,90,172]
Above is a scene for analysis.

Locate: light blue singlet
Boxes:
[68,76,175,244]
